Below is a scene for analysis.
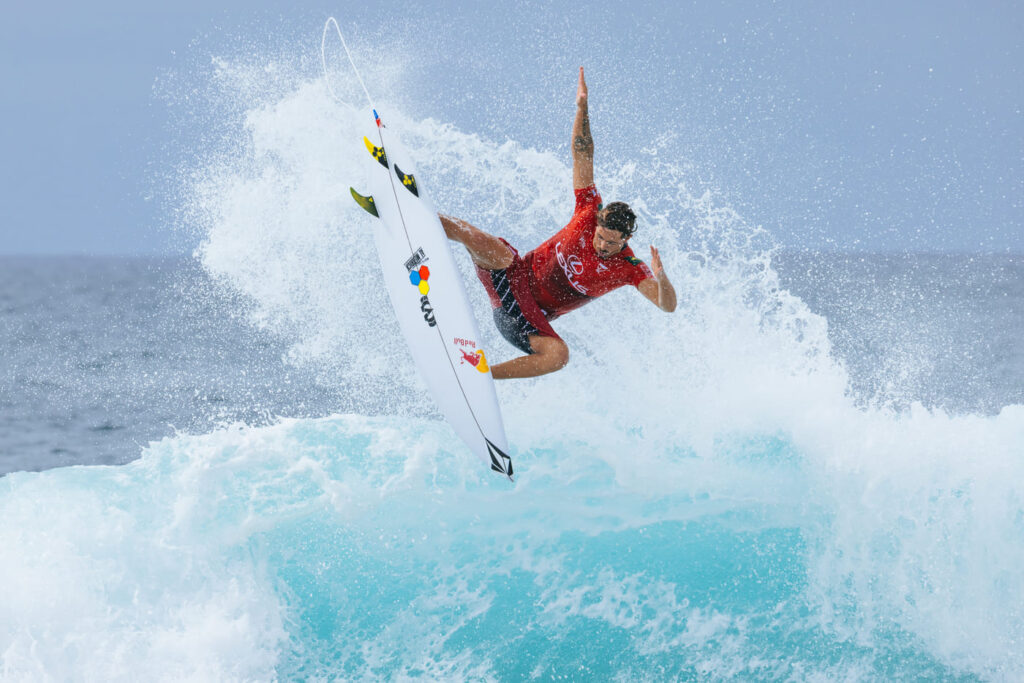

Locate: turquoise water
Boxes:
[3,410,1019,679]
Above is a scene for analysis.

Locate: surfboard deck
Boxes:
[352,112,513,480]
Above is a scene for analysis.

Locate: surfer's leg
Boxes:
[490,335,569,380]
[439,214,513,270]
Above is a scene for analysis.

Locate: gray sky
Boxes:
[1,1,1021,255]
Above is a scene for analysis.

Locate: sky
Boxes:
[1,0,1021,255]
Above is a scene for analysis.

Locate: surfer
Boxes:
[440,67,677,379]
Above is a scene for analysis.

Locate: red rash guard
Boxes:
[526,185,653,319]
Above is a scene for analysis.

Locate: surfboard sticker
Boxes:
[486,438,513,477]
[350,188,379,217]
[458,347,489,373]
[394,164,419,196]
[405,255,437,327]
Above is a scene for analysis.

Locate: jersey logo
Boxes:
[626,256,643,266]
[555,241,588,295]
[596,262,609,273]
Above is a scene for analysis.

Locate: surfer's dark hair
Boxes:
[600,202,637,238]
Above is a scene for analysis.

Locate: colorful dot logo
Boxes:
[409,265,431,295]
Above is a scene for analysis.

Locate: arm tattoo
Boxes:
[573,112,593,153]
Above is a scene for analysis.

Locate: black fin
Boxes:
[394,164,419,196]
[363,136,388,168]
[350,188,379,217]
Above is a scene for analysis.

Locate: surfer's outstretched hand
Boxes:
[650,245,665,279]
[576,67,588,109]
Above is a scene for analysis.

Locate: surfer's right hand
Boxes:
[576,67,588,109]
[649,245,664,279]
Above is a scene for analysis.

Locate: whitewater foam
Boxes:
[6,406,1018,679]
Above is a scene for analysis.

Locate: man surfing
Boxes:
[440,67,677,379]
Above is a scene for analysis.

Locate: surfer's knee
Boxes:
[551,341,569,370]
[489,243,514,270]
[531,336,569,371]
[470,237,512,270]
[548,344,573,370]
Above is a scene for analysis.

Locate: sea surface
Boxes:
[2,48,1023,680]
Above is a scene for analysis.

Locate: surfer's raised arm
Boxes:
[572,67,595,190]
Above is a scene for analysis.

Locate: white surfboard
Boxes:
[350,111,514,480]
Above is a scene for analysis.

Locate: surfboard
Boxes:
[351,117,513,480]
[322,18,512,479]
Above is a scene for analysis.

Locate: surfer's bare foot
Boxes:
[438,214,513,270]
[490,335,569,379]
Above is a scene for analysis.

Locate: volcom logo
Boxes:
[555,241,588,294]
[596,262,609,273]
[486,438,513,478]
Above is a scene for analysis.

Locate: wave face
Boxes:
[3,32,1022,681]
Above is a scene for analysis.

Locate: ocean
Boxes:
[2,253,1020,476]
[2,53,1023,680]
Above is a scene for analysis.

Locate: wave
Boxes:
[2,408,1022,679]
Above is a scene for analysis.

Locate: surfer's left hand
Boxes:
[650,245,664,279]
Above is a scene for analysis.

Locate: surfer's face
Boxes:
[593,218,628,258]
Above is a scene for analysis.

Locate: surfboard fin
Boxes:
[394,164,419,196]
[486,438,514,480]
[350,188,379,217]
[363,136,388,168]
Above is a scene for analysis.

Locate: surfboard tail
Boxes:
[486,438,514,481]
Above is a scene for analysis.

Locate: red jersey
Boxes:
[525,185,653,319]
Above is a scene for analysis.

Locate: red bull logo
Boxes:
[458,348,489,373]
